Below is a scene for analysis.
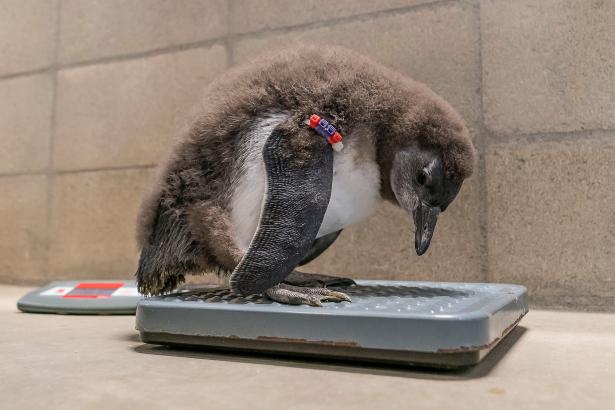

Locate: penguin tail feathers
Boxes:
[135,208,200,296]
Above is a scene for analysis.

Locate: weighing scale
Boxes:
[136,280,528,368]
[17,280,142,314]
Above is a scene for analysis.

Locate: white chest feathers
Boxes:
[230,114,382,252]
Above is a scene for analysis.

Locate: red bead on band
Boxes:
[307,114,344,152]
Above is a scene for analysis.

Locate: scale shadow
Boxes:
[133,326,527,380]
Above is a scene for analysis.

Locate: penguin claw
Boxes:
[265,283,352,307]
[322,291,352,303]
[306,296,323,307]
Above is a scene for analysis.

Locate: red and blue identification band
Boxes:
[307,114,344,152]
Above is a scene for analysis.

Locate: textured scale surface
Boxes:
[136,280,528,360]
[152,281,524,316]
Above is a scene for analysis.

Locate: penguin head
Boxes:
[391,146,464,255]
[382,94,475,256]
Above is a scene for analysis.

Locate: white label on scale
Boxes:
[40,286,74,296]
[112,287,140,297]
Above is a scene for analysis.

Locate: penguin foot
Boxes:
[265,283,352,307]
[283,271,356,288]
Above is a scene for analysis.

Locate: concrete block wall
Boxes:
[0,0,613,311]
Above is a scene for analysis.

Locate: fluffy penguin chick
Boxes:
[136,45,475,306]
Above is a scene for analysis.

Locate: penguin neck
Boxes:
[374,135,399,204]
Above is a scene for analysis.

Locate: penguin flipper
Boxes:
[229,126,334,296]
[286,229,357,288]
[298,230,342,266]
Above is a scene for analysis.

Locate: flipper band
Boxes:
[307,114,344,152]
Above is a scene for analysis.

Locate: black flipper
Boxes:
[298,230,342,266]
[229,126,334,296]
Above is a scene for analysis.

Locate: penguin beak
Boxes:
[413,203,440,256]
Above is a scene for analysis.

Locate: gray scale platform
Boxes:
[136,280,528,368]
[17,280,141,315]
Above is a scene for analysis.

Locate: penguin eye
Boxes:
[416,170,428,186]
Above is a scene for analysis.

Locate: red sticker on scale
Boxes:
[62,282,125,299]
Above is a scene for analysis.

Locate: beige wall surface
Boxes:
[0,0,613,311]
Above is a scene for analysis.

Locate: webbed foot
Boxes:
[265,283,351,307]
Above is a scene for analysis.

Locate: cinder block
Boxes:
[230,0,434,34]
[486,137,615,305]
[48,168,154,280]
[0,175,48,284]
[233,2,481,129]
[0,0,58,75]
[54,45,227,170]
[481,0,615,134]
[0,74,52,173]
[305,176,482,282]
[59,0,227,64]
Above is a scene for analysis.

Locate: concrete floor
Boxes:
[2,285,614,410]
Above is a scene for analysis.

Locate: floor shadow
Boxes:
[114,332,141,343]
[133,326,527,380]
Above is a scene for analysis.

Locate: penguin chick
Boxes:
[135,45,475,306]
